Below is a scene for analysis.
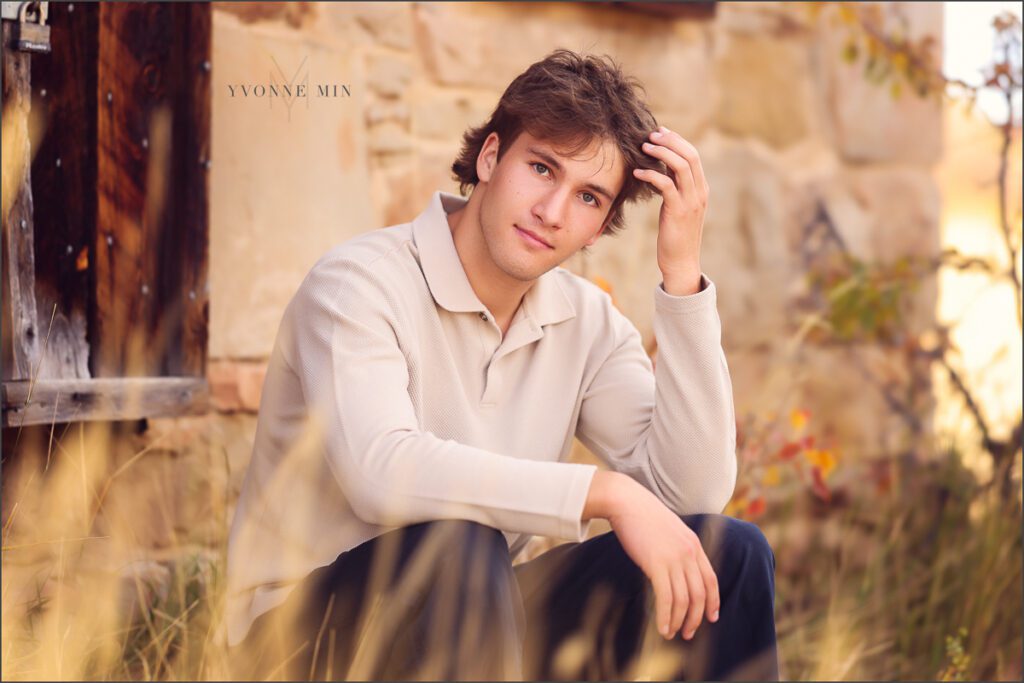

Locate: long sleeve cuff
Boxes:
[656,273,717,314]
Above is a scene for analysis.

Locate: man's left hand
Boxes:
[633,126,709,296]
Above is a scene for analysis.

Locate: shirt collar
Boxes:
[412,191,576,327]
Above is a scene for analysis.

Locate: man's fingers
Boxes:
[697,548,720,623]
[650,127,709,199]
[668,565,689,639]
[681,560,706,640]
[641,140,698,199]
[632,168,685,214]
[651,569,673,638]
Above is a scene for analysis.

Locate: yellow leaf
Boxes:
[804,449,837,478]
[762,465,781,487]
[724,497,746,517]
[789,408,810,432]
[892,51,909,74]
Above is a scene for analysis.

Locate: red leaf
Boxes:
[811,466,832,503]
[799,435,816,449]
[746,496,766,518]
[778,441,801,460]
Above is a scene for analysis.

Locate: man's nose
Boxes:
[532,186,571,229]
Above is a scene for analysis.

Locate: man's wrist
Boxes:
[660,265,703,296]
[582,470,631,521]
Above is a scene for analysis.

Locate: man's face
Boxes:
[474,129,625,282]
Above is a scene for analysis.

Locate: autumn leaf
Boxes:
[811,466,832,503]
[746,496,766,519]
[892,51,909,74]
[805,449,837,479]
[789,408,810,432]
[725,496,747,518]
[761,465,781,487]
[778,441,802,461]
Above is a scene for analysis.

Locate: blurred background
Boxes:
[2,2,1021,680]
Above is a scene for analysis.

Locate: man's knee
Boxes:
[386,521,523,679]
[394,519,514,590]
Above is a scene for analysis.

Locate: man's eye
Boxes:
[582,192,597,206]
[532,162,550,176]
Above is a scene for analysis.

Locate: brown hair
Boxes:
[451,48,665,238]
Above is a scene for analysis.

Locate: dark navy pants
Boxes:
[232,514,779,681]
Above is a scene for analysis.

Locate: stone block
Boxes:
[207,360,268,413]
[365,100,411,126]
[713,32,817,149]
[696,133,800,350]
[237,362,269,412]
[823,166,942,264]
[413,3,559,90]
[414,143,464,202]
[612,22,715,135]
[213,1,318,30]
[412,91,494,142]
[208,359,242,412]
[367,52,414,98]
[413,0,708,133]
[329,1,415,51]
[716,1,815,37]
[369,120,414,154]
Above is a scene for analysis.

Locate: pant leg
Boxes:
[513,513,779,681]
[232,519,525,681]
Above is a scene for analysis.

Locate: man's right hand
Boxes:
[583,471,720,641]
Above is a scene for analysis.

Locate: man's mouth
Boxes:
[515,225,554,249]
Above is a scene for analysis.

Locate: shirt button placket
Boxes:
[478,310,496,405]
[481,359,501,406]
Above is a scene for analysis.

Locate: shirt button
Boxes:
[479,312,488,321]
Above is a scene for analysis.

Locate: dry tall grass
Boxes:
[2,408,1019,680]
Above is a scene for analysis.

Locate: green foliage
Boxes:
[807,254,920,344]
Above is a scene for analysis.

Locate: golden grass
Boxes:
[1,414,1020,681]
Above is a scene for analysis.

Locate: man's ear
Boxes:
[477,132,500,183]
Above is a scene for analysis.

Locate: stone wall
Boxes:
[176,1,943,549]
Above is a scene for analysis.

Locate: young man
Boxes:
[226,49,778,680]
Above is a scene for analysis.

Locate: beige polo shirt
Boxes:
[225,190,737,646]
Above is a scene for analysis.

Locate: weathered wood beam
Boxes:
[2,377,209,427]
